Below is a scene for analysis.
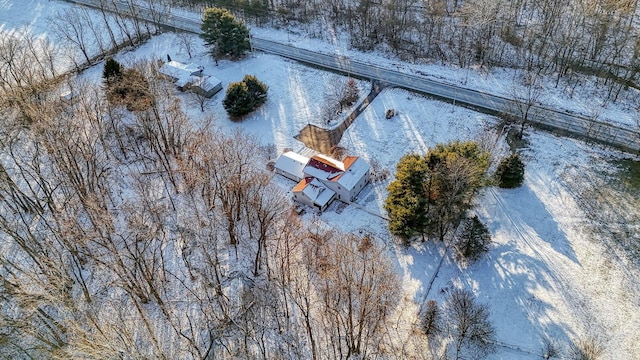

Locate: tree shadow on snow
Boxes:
[488,185,580,265]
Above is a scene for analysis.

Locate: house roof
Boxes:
[158,61,204,87]
[334,156,370,190]
[303,154,344,181]
[159,61,202,76]
[190,74,222,92]
[293,177,335,207]
[275,151,310,180]
[309,154,344,172]
[303,154,370,190]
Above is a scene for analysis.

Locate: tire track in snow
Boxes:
[486,187,603,341]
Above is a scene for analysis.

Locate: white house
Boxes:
[303,154,371,202]
[190,75,223,98]
[158,61,203,87]
[274,151,371,211]
[158,60,222,98]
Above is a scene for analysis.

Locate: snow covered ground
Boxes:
[0,0,55,34]
[324,88,640,358]
[2,1,640,358]
[254,26,640,130]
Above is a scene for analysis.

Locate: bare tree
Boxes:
[266,214,314,359]
[246,178,290,276]
[208,131,264,248]
[443,289,496,360]
[321,76,360,124]
[0,29,60,123]
[174,31,197,59]
[507,70,543,139]
[308,231,401,359]
[94,0,121,49]
[48,9,97,65]
[188,88,209,112]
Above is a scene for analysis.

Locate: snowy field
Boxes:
[2,1,640,358]
[324,90,640,358]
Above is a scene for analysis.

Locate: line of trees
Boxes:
[182,0,640,103]
[47,0,159,70]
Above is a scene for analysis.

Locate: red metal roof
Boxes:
[307,155,343,174]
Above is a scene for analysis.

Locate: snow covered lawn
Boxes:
[3,2,640,358]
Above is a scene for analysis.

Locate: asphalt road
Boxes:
[64,0,640,154]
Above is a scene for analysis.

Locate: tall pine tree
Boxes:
[200,7,250,59]
[385,154,430,239]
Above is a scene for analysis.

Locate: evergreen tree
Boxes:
[424,141,490,241]
[200,7,250,59]
[103,58,122,82]
[496,153,524,188]
[385,141,490,241]
[223,75,268,118]
[223,81,253,118]
[242,74,268,107]
[455,215,491,262]
[384,154,429,239]
[495,153,525,188]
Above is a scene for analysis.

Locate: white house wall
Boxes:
[348,168,370,201]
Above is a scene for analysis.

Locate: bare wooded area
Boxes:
[0,42,429,357]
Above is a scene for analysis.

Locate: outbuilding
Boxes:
[274,151,310,182]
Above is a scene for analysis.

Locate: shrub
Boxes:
[223,75,268,118]
[569,337,604,360]
[105,67,152,112]
[495,153,525,188]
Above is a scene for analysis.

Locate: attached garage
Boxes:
[274,151,310,182]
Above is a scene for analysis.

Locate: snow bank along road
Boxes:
[64,0,640,155]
